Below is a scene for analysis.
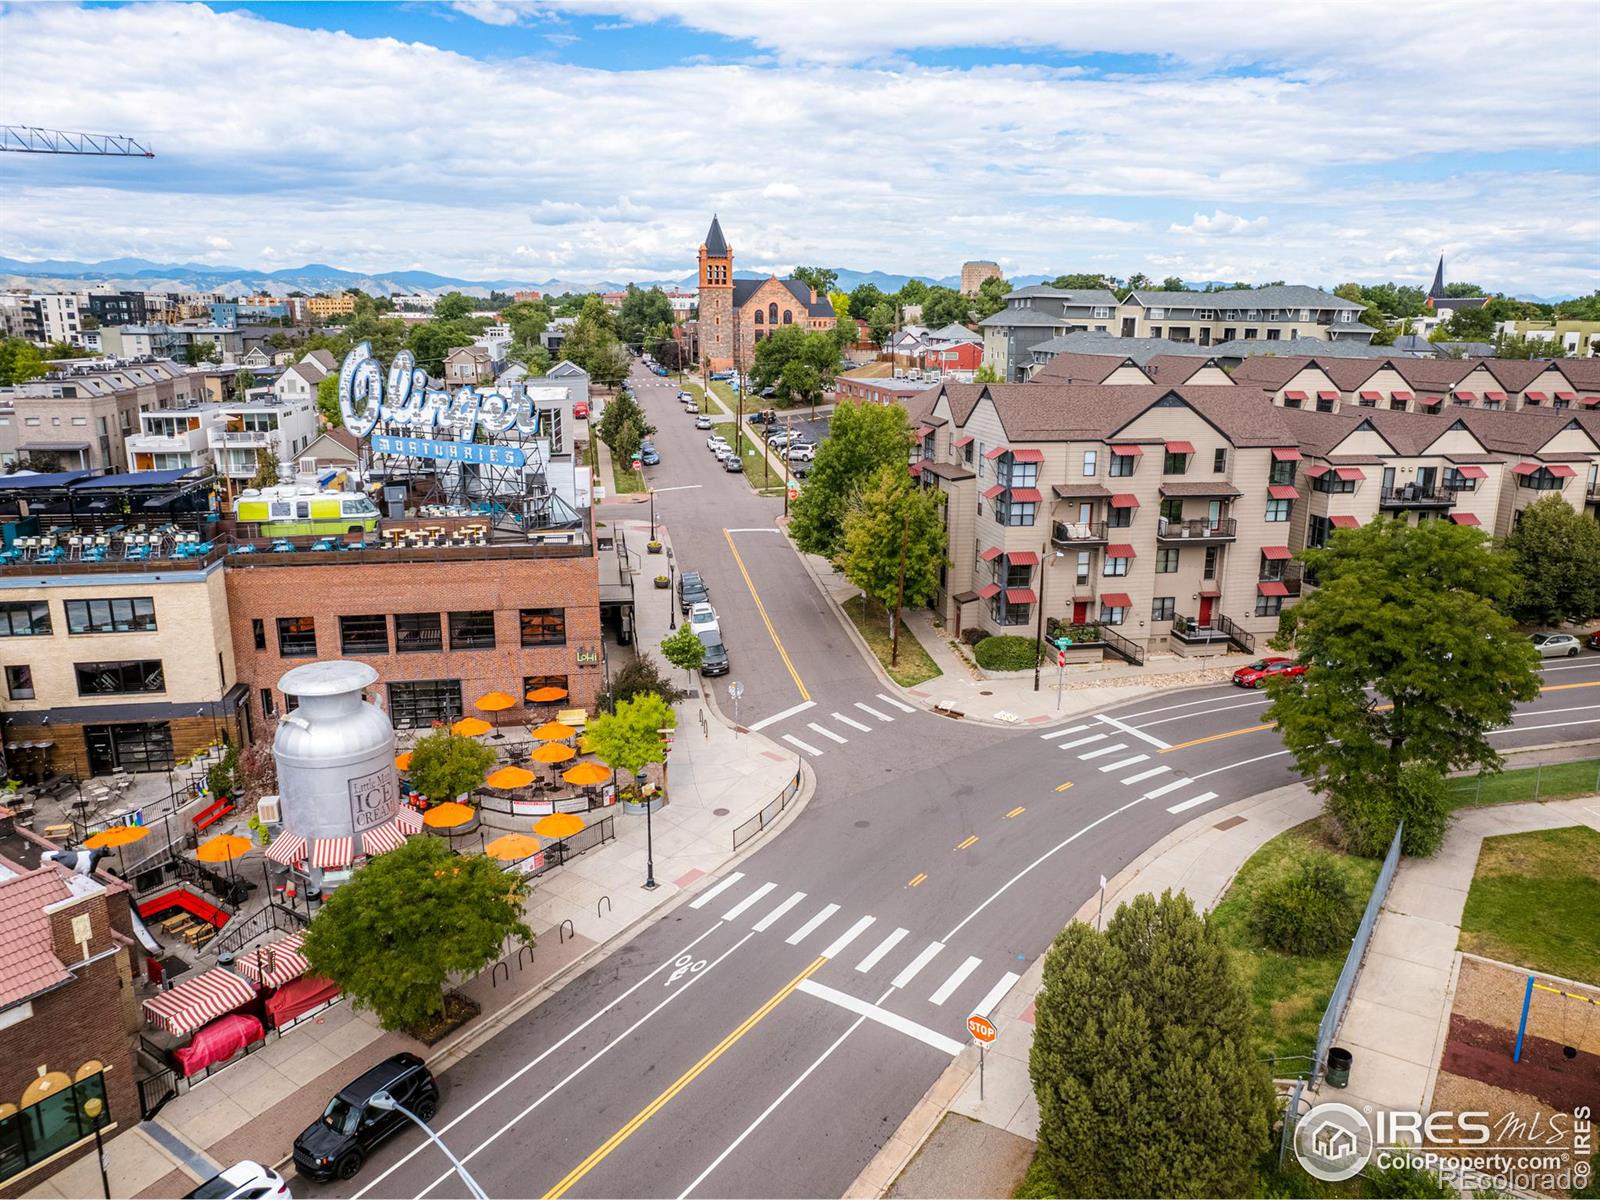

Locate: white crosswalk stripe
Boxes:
[929,956,983,1006]
[1167,791,1219,814]
[808,722,849,745]
[1077,742,1129,761]
[1057,732,1106,749]
[831,712,872,732]
[1039,724,1091,740]
[854,702,894,722]
[782,734,823,757]
[855,927,910,973]
[821,915,876,959]
[876,693,916,712]
[1144,776,1194,800]
[752,890,807,932]
[892,942,944,989]
[721,882,776,921]
[1099,754,1149,772]
[688,871,745,910]
[786,903,841,945]
[1122,765,1170,785]
[971,971,1022,1019]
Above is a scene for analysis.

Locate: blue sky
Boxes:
[1,1,1596,295]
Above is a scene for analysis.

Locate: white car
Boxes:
[676,391,692,401]
[706,435,728,452]
[714,444,735,462]
[688,602,720,639]
[1530,632,1581,658]
[787,444,815,462]
[186,1161,291,1199]
[694,415,713,429]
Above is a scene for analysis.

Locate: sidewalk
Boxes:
[27,519,809,1200]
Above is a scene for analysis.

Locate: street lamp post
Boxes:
[1033,539,1049,692]
[368,1091,488,1200]
[667,547,677,629]
[81,1095,110,1200]
[639,766,657,890]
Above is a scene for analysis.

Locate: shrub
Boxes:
[1247,853,1362,955]
[961,627,985,647]
[974,635,1042,671]
[1327,761,1453,858]
[1364,1158,1456,1198]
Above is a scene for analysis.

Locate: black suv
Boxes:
[700,639,730,676]
[293,1053,439,1183]
[678,570,710,614]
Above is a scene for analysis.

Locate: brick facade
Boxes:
[698,239,734,366]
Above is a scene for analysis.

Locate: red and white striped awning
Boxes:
[264,831,307,867]
[311,837,352,870]
[142,967,257,1035]
[361,822,408,857]
[234,932,309,989]
[395,807,424,835]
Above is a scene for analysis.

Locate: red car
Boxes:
[573,400,590,420]
[1232,656,1306,688]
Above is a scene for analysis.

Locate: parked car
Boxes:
[293,1053,438,1183]
[683,402,699,414]
[1531,632,1581,658]
[688,602,720,639]
[706,435,728,452]
[759,386,776,398]
[676,390,692,400]
[694,414,713,429]
[699,638,730,676]
[765,429,791,445]
[724,456,745,473]
[678,570,710,613]
[1231,657,1307,688]
[1589,629,1600,652]
[187,1161,291,1199]
[572,400,589,420]
[790,458,812,478]
[787,444,815,462]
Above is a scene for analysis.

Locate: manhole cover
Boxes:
[854,820,870,828]
[979,690,993,696]
[712,807,730,816]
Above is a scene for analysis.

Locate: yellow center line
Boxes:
[907,872,927,888]
[722,527,809,703]
[542,955,827,1199]
[955,835,978,851]
[1054,781,1075,793]
[1005,806,1026,819]
[1541,680,1600,693]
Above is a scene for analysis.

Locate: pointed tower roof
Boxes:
[1428,254,1445,299]
[704,215,729,258]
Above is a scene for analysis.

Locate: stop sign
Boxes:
[967,1014,997,1044]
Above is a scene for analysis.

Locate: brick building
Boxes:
[960,261,1002,296]
[696,216,836,373]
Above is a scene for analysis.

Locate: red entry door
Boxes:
[1072,600,1089,624]
[1198,595,1214,625]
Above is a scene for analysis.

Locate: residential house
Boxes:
[444,345,495,386]
[977,286,1121,382]
[8,360,200,472]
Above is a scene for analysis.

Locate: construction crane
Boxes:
[0,125,154,157]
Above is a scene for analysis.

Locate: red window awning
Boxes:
[1454,391,1478,402]
[1257,581,1290,597]
[1261,545,1293,560]
[233,932,310,989]
[1106,544,1137,558]
[1009,487,1043,502]
[1584,396,1600,408]
[361,822,408,857]
[1555,391,1578,401]
[312,836,352,870]
[1450,513,1482,526]
[1525,391,1548,402]
[1454,464,1488,479]
[1392,390,1414,401]
[1283,390,1309,401]
[1198,589,1222,599]
[1109,493,1140,508]
[1317,390,1340,401]
[979,546,1003,561]
[1334,466,1366,481]
[1421,397,1443,410]
[1100,592,1133,608]
[1330,515,1360,528]
[908,462,923,477]
[264,830,307,867]
[917,426,935,438]
[953,435,973,447]
[1272,447,1302,461]
[977,583,1001,600]
[142,967,258,1036]
[982,484,1006,499]
[1484,390,1508,401]
[1302,464,1329,478]
[1165,440,1195,454]
[396,807,424,835]
[1359,390,1382,401]
[1007,550,1039,566]
[1547,464,1577,478]
[1010,448,1045,463]
[1005,588,1037,604]
[984,445,1007,459]
[1511,462,1541,476]
[1268,485,1299,500]
[1109,444,1143,456]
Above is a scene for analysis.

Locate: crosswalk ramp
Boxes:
[766,693,914,758]
[688,874,1023,1039]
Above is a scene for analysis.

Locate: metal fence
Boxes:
[732,762,804,850]
[206,899,308,959]
[1449,757,1600,806]
[1312,822,1403,1084]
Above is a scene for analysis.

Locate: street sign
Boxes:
[1055,636,1073,649]
[729,681,743,700]
[1057,650,1067,668]
[967,1013,997,1044]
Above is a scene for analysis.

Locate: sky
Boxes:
[1,0,1597,295]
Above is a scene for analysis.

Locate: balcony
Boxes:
[1172,611,1256,654]
[207,429,274,449]
[1156,516,1237,543]
[126,433,201,453]
[1051,520,1108,546]
[1378,484,1454,509]
[1259,562,1305,597]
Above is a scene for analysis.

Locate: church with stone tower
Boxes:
[696,215,837,372]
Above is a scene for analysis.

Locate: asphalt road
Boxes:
[309,362,1600,1200]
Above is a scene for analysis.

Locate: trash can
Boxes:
[1325,1047,1353,1088]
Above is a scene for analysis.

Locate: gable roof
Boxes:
[731,277,835,318]
[1143,355,1230,386]
[301,428,359,459]
[703,215,729,258]
[1002,285,1120,305]
[1031,353,1148,385]
[0,867,74,1009]
[1124,284,1365,311]
[941,383,1291,446]
[282,362,324,388]
[547,360,587,378]
[1390,358,1476,391]
[304,348,337,372]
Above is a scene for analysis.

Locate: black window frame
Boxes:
[1265,498,1292,522]
[1161,451,1190,475]
[520,608,567,647]
[1269,459,1298,486]
[64,596,156,635]
[252,618,266,650]
[1213,448,1228,472]
[394,611,444,653]
[449,610,497,650]
[339,614,390,655]
[74,659,165,696]
[387,678,464,729]
[0,601,51,637]
[1151,596,1175,622]
[6,663,34,699]
[276,616,318,658]
[1108,452,1137,478]
[523,673,569,698]
[1155,548,1180,573]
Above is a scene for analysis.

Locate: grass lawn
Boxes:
[1209,818,1382,1065]
[841,594,940,688]
[610,456,646,494]
[1458,825,1600,980]
[711,421,787,491]
[1449,757,1600,807]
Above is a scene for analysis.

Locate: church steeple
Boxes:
[704,214,730,258]
[1428,253,1445,300]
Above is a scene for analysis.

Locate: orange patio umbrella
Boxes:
[85,824,149,849]
[485,765,536,790]
[531,742,575,765]
[452,716,493,737]
[534,812,586,839]
[423,801,476,829]
[525,685,568,703]
[394,751,413,772]
[484,832,541,862]
[562,761,611,787]
[531,720,576,742]
[196,833,251,864]
[475,691,518,712]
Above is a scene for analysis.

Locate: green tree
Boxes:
[43,341,93,360]
[828,292,854,353]
[302,837,532,1031]
[792,266,838,296]
[1048,273,1113,290]
[316,372,342,426]
[1490,331,1560,359]
[659,623,705,689]
[918,286,973,329]
[511,342,553,375]
[788,399,911,557]
[249,448,281,490]
[596,390,654,459]
[233,368,257,398]
[405,729,497,803]
[1555,290,1600,321]
[838,464,947,664]
[433,292,473,321]
[501,299,551,345]
[596,653,684,714]
[848,282,888,323]
[0,337,47,385]
[1029,891,1273,1198]
[1438,306,1496,342]
[1504,494,1600,624]
[972,274,1012,319]
[185,341,221,365]
[750,325,837,402]
[617,285,674,349]
[562,296,623,381]
[587,340,632,390]
[407,319,479,376]
[1159,275,1191,291]
[866,302,897,348]
[973,361,1001,383]
[1266,519,1540,855]
[586,692,675,782]
[894,278,929,308]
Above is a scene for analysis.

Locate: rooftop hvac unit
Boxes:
[257,795,281,824]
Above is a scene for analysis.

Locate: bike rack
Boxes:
[558,918,575,944]
[516,942,536,971]
[490,960,510,988]
[597,895,612,918]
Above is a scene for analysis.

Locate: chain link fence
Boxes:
[1449,757,1600,807]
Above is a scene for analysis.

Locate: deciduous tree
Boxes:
[792,266,838,295]
[405,729,497,803]
[788,399,911,557]
[659,623,705,690]
[302,837,532,1031]
[1029,891,1273,1198]
[249,448,281,490]
[838,465,947,663]
[918,286,973,329]
[316,372,341,426]
[0,338,47,385]
[617,285,674,349]
[1266,518,1540,855]
[433,292,473,321]
[866,302,897,349]
[972,275,1012,319]
[1048,273,1113,291]
[1504,494,1600,624]
[750,325,837,401]
[586,692,675,780]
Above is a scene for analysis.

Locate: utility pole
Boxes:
[892,510,909,667]
[1033,539,1048,691]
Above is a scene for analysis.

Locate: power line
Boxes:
[1,125,155,157]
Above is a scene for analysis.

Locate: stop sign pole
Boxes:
[967,1013,998,1098]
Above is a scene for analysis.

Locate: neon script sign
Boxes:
[338,342,545,444]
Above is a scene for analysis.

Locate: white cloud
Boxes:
[1169,210,1269,237]
[761,182,800,200]
[204,235,234,250]
[448,2,534,26]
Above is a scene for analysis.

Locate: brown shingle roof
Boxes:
[1143,356,1226,386]
[968,383,1293,447]
[1475,359,1549,391]
[0,868,73,1008]
[1031,353,1148,386]
[922,460,975,481]
[1555,359,1600,390]
[1391,358,1476,390]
